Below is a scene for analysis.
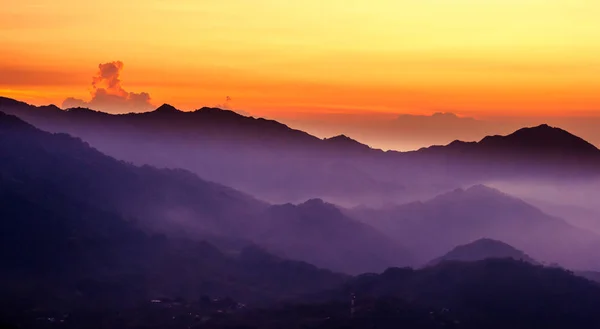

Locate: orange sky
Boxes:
[1,0,600,118]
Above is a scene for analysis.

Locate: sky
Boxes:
[1,0,600,122]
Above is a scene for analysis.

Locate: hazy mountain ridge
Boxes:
[0,110,267,238]
[4,97,600,205]
[0,98,395,203]
[2,103,599,272]
[253,199,413,274]
[0,111,406,275]
[350,185,600,270]
[0,166,345,309]
[0,111,353,309]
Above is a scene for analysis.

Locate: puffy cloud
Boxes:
[62,61,153,113]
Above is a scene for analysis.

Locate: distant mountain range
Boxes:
[1,99,599,270]
[2,97,600,205]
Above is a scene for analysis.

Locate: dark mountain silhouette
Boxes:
[153,103,181,114]
[427,238,538,266]
[303,259,600,329]
[412,124,600,180]
[418,124,600,156]
[9,259,600,329]
[4,97,600,205]
[0,97,397,203]
[253,199,413,274]
[322,134,374,153]
[0,111,349,310]
[350,185,600,269]
[0,111,407,274]
[480,124,599,154]
[421,124,599,154]
[0,110,268,239]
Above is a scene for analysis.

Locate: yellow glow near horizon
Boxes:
[1,0,600,116]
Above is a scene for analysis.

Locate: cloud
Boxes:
[62,61,153,113]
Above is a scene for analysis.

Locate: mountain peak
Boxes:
[192,107,248,121]
[38,104,62,112]
[324,134,362,143]
[428,185,539,216]
[153,103,180,113]
[427,238,537,266]
[326,134,354,141]
[480,124,599,154]
[323,134,372,151]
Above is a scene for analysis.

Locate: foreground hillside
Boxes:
[6,259,600,329]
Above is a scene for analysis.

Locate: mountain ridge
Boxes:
[0,111,409,275]
[4,96,599,155]
[2,96,600,205]
[350,184,600,269]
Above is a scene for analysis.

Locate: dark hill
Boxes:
[412,124,600,179]
[427,238,538,266]
[311,259,600,329]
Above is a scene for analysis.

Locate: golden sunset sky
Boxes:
[1,0,600,118]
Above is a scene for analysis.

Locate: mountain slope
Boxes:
[351,185,600,269]
[0,111,410,274]
[253,199,413,274]
[0,168,346,308]
[411,124,600,180]
[0,97,400,203]
[0,110,267,238]
[427,238,538,266]
[0,112,349,309]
